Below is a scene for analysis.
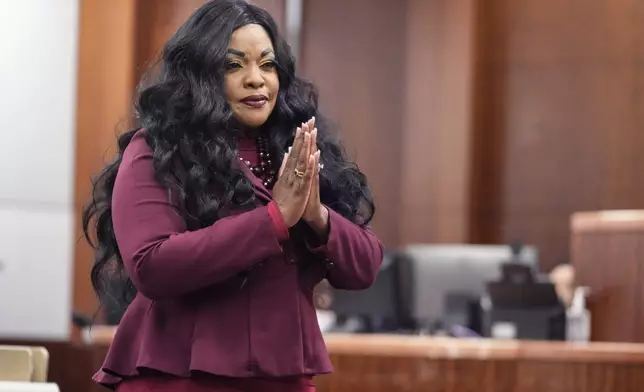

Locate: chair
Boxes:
[0,346,49,382]
[0,382,59,391]
[0,346,31,382]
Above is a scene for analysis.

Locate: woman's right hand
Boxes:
[272,126,316,227]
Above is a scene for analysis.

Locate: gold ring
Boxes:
[294,168,305,178]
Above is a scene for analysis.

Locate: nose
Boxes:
[244,65,265,89]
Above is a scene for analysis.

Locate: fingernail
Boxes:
[288,146,292,153]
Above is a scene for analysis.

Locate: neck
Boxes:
[232,120,264,139]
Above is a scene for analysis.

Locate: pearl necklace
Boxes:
[237,136,276,188]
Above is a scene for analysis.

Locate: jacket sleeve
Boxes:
[112,135,285,300]
[307,208,384,290]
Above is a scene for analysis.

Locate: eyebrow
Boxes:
[227,48,245,57]
[226,48,275,58]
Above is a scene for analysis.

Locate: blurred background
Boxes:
[3,0,644,391]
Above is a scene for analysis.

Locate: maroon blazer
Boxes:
[94,131,384,387]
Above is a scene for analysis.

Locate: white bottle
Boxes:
[566,286,591,342]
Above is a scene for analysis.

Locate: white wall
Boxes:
[0,0,79,340]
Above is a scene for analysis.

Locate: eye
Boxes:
[260,61,277,70]
[226,62,242,70]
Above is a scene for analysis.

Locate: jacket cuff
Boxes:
[304,207,330,252]
[267,201,289,243]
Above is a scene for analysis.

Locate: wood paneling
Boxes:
[301,0,477,247]
[134,0,206,83]
[316,334,644,392]
[250,0,285,31]
[299,0,644,266]
[300,0,407,248]
[73,0,137,317]
[399,0,477,244]
[468,0,507,246]
[571,210,644,342]
[472,0,644,270]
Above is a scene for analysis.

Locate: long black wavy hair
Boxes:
[83,0,375,310]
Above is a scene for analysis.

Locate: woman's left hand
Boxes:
[302,120,328,238]
[281,117,329,239]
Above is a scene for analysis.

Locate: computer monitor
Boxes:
[330,252,403,332]
[397,244,539,331]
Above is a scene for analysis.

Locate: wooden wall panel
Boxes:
[301,0,477,247]
[134,0,206,83]
[300,0,407,248]
[399,0,477,245]
[468,0,507,246]
[250,0,285,31]
[73,0,137,317]
[472,0,644,270]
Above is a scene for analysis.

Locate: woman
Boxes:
[82,1,383,391]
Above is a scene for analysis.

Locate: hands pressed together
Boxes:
[272,117,329,237]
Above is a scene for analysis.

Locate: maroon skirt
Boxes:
[116,374,316,392]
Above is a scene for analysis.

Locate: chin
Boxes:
[240,117,269,129]
[237,111,273,129]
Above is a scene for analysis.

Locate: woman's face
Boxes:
[224,24,279,129]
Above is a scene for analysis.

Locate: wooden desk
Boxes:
[6,333,644,392]
[571,210,644,342]
[317,334,644,392]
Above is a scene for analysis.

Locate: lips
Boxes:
[241,95,268,108]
